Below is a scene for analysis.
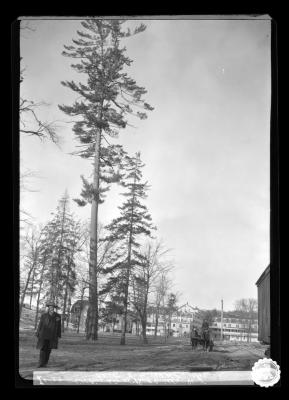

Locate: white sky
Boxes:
[19,17,271,312]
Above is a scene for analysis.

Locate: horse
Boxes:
[201,329,212,352]
[190,329,200,350]
[191,336,199,350]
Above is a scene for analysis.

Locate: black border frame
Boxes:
[12,13,281,391]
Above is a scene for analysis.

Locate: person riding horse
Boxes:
[190,321,214,351]
[201,319,211,351]
[201,319,209,331]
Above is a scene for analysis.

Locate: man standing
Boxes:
[36,302,61,368]
[202,319,209,331]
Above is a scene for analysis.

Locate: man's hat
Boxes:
[46,302,60,309]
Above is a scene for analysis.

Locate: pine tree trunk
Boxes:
[120,223,134,345]
[120,258,131,345]
[120,169,137,345]
[86,28,107,341]
[87,128,102,340]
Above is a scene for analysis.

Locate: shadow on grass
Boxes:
[189,366,215,371]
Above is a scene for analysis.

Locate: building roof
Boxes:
[70,300,89,311]
[176,303,200,314]
[255,265,270,286]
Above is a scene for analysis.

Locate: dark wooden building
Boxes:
[256,265,270,344]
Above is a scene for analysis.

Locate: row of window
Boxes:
[212,328,258,334]
[148,322,196,329]
[214,323,257,328]
[215,318,258,324]
[172,323,189,328]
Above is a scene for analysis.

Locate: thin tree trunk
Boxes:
[120,168,137,345]
[120,250,131,345]
[29,265,37,309]
[248,317,252,343]
[77,288,85,334]
[34,258,46,329]
[55,195,68,304]
[141,316,148,344]
[20,269,33,318]
[154,306,160,337]
[87,127,102,340]
[66,295,71,328]
[20,251,38,318]
[86,29,106,341]
[61,266,70,333]
[142,325,148,343]
[141,282,149,344]
[164,305,168,343]
[168,314,171,338]
[34,280,43,329]
[120,226,134,345]
[50,249,58,303]
[62,246,76,332]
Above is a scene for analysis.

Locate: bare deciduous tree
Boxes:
[234,298,258,342]
[20,226,44,317]
[131,240,173,343]
[152,270,173,338]
[20,23,59,144]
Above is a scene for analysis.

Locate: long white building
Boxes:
[70,300,203,337]
[145,302,203,337]
[210,315,258,342]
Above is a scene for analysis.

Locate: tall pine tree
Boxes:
[59,19,153,340]
[102,152,155,344]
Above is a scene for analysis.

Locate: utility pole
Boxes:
[221,299,223,342]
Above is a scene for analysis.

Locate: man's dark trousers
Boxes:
[39,339,51,367]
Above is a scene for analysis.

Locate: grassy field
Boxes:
[19,328,268,381]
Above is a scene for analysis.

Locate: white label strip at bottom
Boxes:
[33,371,254,385]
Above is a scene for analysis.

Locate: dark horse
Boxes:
[190,329,200,350]
[191,336,199,350]
[201,329,213,352]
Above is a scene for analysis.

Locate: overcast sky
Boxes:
[20,17,271,311]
